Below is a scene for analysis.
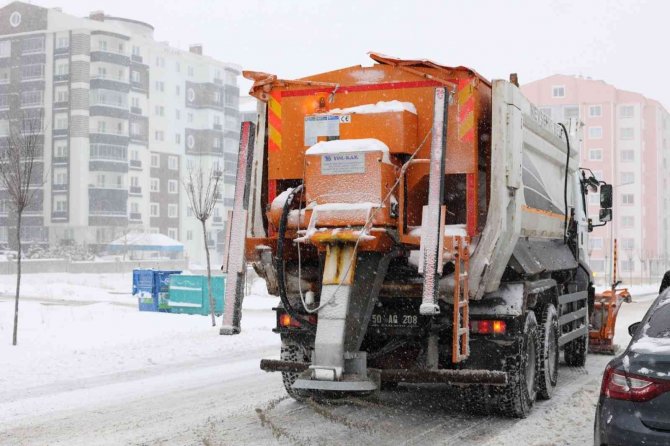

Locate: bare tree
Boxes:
[182,164,221,326]
[0,108,46,345]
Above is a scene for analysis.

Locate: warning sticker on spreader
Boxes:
[304,115,340,146]
[321,152,365,175]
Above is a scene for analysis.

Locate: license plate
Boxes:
[370,312,420,328]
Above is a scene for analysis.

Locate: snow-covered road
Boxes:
[0,274,659,445]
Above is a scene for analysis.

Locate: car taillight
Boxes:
[470,319,506,335]
[601,364,670,402]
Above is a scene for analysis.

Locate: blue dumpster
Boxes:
[167,274,225,316]
[133,269,182,312]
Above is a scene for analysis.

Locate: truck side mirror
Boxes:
[599,208,612,223]
[600,184,613,209]
[628,321,641,337]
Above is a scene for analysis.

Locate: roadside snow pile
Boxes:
[329,100,417,115]
[0,273,279,391]
[0,272,133,303]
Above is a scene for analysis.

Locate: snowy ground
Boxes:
[0,274,660,446]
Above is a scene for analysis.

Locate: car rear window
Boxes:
[646,300,670,338]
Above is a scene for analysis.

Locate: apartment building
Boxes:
[0,2,241,264]
[522,75,670,284]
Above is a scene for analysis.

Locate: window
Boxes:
[132,45,140,56]
[186,230,193,241]
[155,105,164,116]
[97,174,106,188]
[620,172,634,185]
[588,149,603,161]
[155,81,164,92]
[151,154,159,167]
[131,70,140,83]
[56,36,69,49]
[150,178,159,192]
[590,260,605,272]
[176,85,181,96]
[175,109,181,120]
[155,56,164,68]
[131,97,140,108]
[116,122,124,135]
[54,171,68,185]
[621,238,635,250]
[0,40,10,57]
[188,65,194,77]
[175,62,181,73]
[187,113,194,123]
[187,207,193,217]
[130,150,139,161]
[55,198,67,212]
[168,204,178,218]
[0,68,9,84]
[168,179,178,194]
[621,194,635,205]
[588,127,603,139]
[21,90,43,106]
[175,133,181,144]
[621,260,634,272]
[54,142,68,158]
[168,156,178,170]
[98,40,107,51]
[621,150,635,162]
[130,122,141,136]
[589,105,602,117]
[149,227,159,234]
[552,86,565,98]
[168,228,178,240]
[563,106,578,120]
[622,216,634,228]
[131,202,139,213]
[55,86,68,103]
[90,144,127,161]
[213,115,221,126]
[22,37,44,54]
[187,88,195,102]
[97,121,107,133]
[21,64,44,80]
[213,137,221,149]
[620,128,634,140]
[155,130,164,141]
[620,105,635,118]
[214,91,221,103]
[55,114,68,130]
[96,66,107,79]
[130,176,139,188]
[150,203,159,217]
[588,237,603,250]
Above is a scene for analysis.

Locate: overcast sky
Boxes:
[23,0,669,107]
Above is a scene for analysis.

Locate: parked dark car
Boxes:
[595,283,670,445]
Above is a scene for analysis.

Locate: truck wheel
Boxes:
[537,304,559,400]
[498,311,538,418]
[280,342,310,401]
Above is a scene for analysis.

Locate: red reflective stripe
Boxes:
[268,110,281,130]
[458,96,475,121]
[281,80,442,98]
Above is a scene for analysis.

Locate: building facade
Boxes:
[0,2,241,264]
[522,75,670,284]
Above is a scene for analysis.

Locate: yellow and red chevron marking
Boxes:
[268,91,282,152]
[456,78,475,143]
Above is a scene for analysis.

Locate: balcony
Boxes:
[53,156,68,165]
[213,216,223,224]
[130,106,142,115]
[129,159,142,169]
[53,128,68,137]
[52,184,68,191]
[131,54,143,64]
[51,211,67,220]
[129,186,142,195]
[54,46,69,56]
[213,124,222,130]
[53,74,69,83]
[129,212,142,221]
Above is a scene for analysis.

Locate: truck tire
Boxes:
[497,311,538,418]
[537,304,559,400]
[564,331,588,367]
[280,341,310,401]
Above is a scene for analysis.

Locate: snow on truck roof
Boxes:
[305,138,391,163]
[329,100,417,115]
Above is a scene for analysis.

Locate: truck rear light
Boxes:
[278,313,317,328]
[470,319,506,335]
[601,364,670,402]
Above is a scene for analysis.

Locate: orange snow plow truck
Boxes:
[220,53,613,417]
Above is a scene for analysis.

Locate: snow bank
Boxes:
[306,138,391,164]
[329,100,417,115]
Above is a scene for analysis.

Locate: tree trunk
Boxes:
[12,212,21,346]
[202,219,216,327]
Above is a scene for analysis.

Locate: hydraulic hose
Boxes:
[275,184,316,331]
[559,123,570,244]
